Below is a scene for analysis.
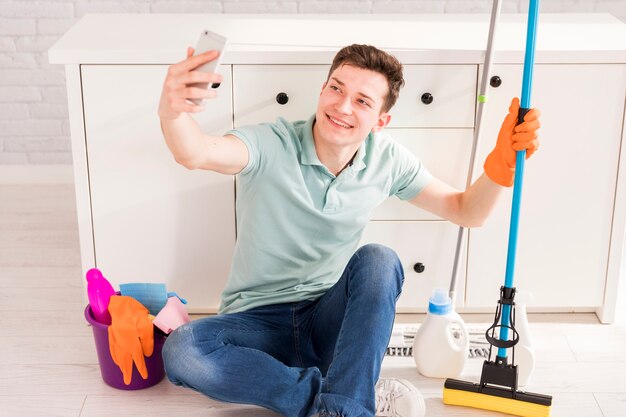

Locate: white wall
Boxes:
[0,0,625,165]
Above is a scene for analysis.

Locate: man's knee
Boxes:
[356,244,403,277]
[353,244,404,295]
[356,243,400,265]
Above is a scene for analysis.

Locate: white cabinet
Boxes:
[49,14,626,320]
[80,65,236,311]
[467,64,626,309]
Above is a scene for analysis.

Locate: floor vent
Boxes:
[385,324,490,359]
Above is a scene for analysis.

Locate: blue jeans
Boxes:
[162,244,405,417]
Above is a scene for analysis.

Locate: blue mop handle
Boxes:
[498,0,539,359]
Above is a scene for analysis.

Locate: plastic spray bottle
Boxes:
[514,290,535,386]
[413,287,469,378]
[86,268,116,325]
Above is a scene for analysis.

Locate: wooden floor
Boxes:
[1,183,626,417]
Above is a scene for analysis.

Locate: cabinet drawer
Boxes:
[359,221,466,312]
[81,65,236,312]
[233,65,329,126]
[371,128,474,221]
[389,65,477,128]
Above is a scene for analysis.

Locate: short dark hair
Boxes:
[327,44,405,113]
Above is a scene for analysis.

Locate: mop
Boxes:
[442,1,553,416]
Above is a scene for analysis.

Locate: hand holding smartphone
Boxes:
[188,30,228,106]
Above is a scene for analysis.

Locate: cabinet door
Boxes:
[390,65,477,128]
[466,64,625,308]
[360,221,466,311]
[81,65,236,312]
[233,65,329,126]
[370,128,473,221]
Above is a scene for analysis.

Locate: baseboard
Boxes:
[0,165,74,184]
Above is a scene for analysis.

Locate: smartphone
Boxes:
[189,29,228,106]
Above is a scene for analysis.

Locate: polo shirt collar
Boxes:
[301,114,368,173]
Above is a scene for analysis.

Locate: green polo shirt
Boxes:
[219,115,432,314]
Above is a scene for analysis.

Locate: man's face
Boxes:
[314,64,391,149]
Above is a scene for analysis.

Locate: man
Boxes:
[158,44,540,417]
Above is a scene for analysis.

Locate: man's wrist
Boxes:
[484,152,515,187]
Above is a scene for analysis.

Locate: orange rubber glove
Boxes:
[484,97,541,187]
[107,295,154,385]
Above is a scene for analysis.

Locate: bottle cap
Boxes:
[86,268,103,282]
[428,287,452,315]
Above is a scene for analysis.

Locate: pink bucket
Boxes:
[84,304,166,389]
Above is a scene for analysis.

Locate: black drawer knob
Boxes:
[413,262,426,273]
[420,93,433,105]
[490,75,502,88]
[276,92,289,105]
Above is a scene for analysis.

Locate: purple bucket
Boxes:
[84,304,166,390]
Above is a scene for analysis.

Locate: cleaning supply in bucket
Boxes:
[119,282,187,315]
[86,268,116,325]
[153,296,191,334]
[84,302,165,390]
[413,287,469,378]
[107,295,155,385]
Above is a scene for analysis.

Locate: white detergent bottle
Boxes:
[413,287,469,378]
[514,290,535,387]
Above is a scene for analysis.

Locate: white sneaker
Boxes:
[374,377,426,417]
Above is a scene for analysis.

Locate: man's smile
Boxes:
[326,114,354,129]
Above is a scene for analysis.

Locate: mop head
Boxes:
[443,378,552,417]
